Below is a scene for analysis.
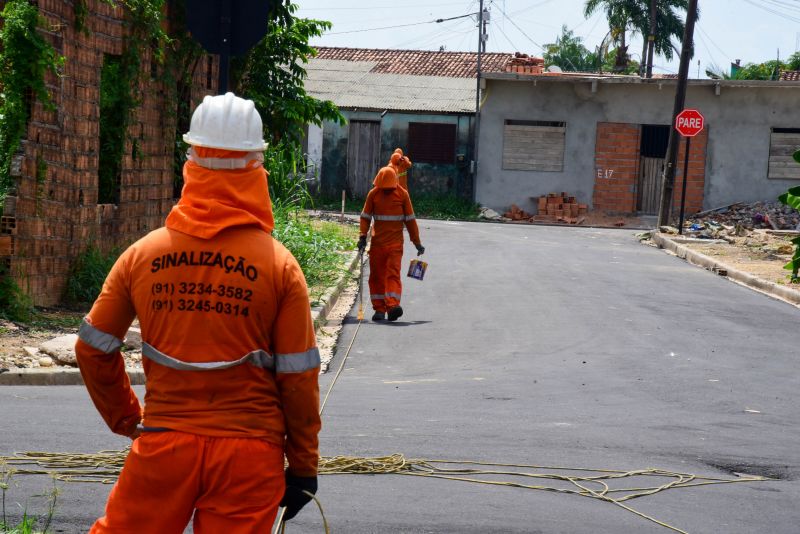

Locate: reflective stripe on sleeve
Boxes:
[405,214,416,221]
[142,342,274,371]
[370,294,385,300]
[78,320,124,354]
[373,214,405,221]
[360,212,372,220]
[275,347,321,373]
[386,292,402,300]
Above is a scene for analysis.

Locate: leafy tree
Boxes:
[788,51,800,71]
[707,58,789,81]
[234,3,345,150]
[585,0,691,74]
[543,26,599,72]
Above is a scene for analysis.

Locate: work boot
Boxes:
[372,311,386,321]
[387,306,403,322]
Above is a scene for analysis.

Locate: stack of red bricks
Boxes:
[534,193,587,224]
[504,53,544,75]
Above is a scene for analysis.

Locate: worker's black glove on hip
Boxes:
[415,243,425,256]
[280,472,318,521]
[357,235,367,252]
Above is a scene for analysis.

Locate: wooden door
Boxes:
[637,125,669,215]
[637,157,663,215]
[346,121,381,198]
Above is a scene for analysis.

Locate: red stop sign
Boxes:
[675,108,705,137]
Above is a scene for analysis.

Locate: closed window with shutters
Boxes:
[408,122,457,164]
[768,128,800,180]
[502,120,566,172]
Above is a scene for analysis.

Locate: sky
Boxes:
[295,0,800,78]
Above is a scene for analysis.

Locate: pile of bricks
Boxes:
[534,193,588,224]
[505,53,544,75]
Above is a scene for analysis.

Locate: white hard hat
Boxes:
[183,92,267,151]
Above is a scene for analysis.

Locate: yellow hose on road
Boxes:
[0,257,775,533]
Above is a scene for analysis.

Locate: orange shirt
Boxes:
[76,149,321,476]
[360,181,421,249]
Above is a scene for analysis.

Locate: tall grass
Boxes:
[272,205,356,300]
[0,263,32,322]
[64,246,120,308]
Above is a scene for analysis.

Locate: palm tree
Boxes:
[585,0,692,74]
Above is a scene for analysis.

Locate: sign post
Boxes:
[674,108,705,234]
[185,0,272,93]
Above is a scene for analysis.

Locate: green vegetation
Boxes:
[315,194,480,221]
[265,142,314,211]
[779,151,800,282]
[584,0,690,74]
[543,26,600,72]
[64,246,120,308]
[0,262,32,322]
[272,206,357,301]
[0,469,58,534]
[706,52,800,81]
[234,3,345,151]
[0,0,64,211]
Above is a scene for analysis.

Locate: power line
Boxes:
[300,1,470,11]
[326,12,477,36]
[492,3,544,51]
[741,0,800,23]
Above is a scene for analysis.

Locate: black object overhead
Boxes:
[185,0,271,92]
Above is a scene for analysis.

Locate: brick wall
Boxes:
[671,128,708,216]
[592,122,707,216]
[0,0,217,305]
[592,122,641,213]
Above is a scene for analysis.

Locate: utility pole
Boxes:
[645,0,657,78]
[472,1,488,202]
[656,0,699,228]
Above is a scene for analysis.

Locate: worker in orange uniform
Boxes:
[358,165,424,321]
[75,93,321,533]
[389,148,412,191]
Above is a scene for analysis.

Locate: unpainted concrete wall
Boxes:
[477,78,800,213]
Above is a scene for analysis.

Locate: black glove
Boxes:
[357,235,367,252]
[280,472,318,521]
[415,243,425,256]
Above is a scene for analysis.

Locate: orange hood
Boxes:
[373,166,398,189]
[166,147,274,239]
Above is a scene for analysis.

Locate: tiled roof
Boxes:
[305,58,475,113]
[313,47,512,78]
[780,70,800,81]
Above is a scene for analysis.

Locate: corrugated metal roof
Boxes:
[305,58,475,113]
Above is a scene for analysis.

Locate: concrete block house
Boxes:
[475,66,800,216]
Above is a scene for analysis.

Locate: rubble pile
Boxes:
[688,201,800,234]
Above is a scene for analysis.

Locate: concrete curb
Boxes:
[653,232,800,307]
[0,251,362,386]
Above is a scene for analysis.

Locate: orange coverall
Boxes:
[390,149,412,191]
[75,147,321,533]
[360,166,421,313]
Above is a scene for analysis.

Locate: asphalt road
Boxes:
[2,221,799,533]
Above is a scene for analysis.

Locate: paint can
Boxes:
[407,259,428,281]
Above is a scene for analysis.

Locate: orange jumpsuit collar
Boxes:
[167,148,274,239]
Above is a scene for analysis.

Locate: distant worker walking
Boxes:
[389,148,412,191]
[75,93,321,533]
[358,166,425,321]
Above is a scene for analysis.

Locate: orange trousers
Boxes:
[91,431,284,534]
[369,245,403,312]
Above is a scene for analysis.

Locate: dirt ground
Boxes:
[670,230,800,290]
